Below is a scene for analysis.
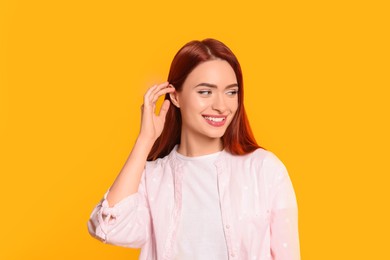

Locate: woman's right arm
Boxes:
[87,82,175,247]
[107,82,175,205]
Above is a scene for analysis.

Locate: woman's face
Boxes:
[172,59,239,141]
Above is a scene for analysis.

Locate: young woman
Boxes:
[88,38,300,260]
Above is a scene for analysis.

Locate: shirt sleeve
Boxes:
[87,168,151,248]
[265,152,301,260]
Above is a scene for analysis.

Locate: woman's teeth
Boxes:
[203,116,225,122]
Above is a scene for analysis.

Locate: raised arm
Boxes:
[107,82,175,206]
[88,82,175,247]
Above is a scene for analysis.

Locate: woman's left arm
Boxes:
[266,152,301,260]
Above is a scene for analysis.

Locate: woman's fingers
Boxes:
[158,99,171,119]
[143,84,158,105]
[139,83,174,140]
[148,82,172,104]
[145,82,168,104]
[150,86,175,104]
[143,82,174,110]
[149,82,169,99]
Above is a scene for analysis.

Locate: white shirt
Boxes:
[88,146,300,259]
[173,148,229,259]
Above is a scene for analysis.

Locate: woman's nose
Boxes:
[212,94,228,113]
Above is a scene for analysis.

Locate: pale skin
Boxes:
[106,59,238,207]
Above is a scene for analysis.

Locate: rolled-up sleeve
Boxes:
[266,152,301,260]
[87,169,151,248]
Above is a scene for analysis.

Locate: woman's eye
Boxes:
[226,90,238,96]
[198,90,212,95]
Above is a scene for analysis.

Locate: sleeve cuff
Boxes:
[99,190,140,224]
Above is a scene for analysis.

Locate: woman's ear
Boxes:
[169,89,180,108]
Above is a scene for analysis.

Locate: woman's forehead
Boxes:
[184,60,237,87]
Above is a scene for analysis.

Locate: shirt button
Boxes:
[225,224,230,229]
[231,253,236,257]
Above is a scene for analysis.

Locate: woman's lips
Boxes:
[202,115,227,127]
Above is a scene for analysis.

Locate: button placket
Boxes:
[215,156,238,260]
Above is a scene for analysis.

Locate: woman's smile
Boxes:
[202,115,227,127]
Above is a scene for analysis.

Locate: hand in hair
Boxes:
[105,82,175,206]
[139,82,175,142]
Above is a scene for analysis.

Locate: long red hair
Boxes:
[147,38,263,161]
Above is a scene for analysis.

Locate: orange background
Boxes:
[1,0,389,259]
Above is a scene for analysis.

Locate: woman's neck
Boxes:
[177,132,223,157]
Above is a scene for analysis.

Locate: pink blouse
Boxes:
[88,147,300,259]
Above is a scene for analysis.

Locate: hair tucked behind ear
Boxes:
[147,38,264,161]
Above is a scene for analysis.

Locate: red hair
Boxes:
[147,38,264,160]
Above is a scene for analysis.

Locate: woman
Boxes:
[88,38,300,260]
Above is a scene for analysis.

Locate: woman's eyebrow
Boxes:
[193,83,238,89]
